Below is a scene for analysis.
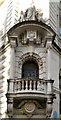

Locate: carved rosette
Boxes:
[24,102,35,113]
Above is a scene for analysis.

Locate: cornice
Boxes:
[7,20,56,37]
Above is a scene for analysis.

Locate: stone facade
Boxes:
[0,6,61,119]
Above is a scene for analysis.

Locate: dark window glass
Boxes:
[22,60,39,78]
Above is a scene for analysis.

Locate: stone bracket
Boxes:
[9,36,18,47]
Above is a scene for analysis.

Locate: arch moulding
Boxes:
[18,52,43,67]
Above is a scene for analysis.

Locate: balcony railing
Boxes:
[7,78,54,95]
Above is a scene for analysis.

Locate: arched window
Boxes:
[22,60,39,78]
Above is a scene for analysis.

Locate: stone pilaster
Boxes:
[46,36,53,79]
[9,37,17,79]
[46,36,54,118]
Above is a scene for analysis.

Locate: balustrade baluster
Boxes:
[41,81,44,91]
[18,81,20,91]
[29,80,32,90]
[13,81,15,92]
[22,80,24,90]
[20,81,22,90]
[15,81,17,91]
[33,80,36,90]
[17,81,18,90]
[25,80,28,90]
[44,82,46,93]
[37,81,40,91]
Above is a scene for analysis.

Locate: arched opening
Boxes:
[22,59,39,78]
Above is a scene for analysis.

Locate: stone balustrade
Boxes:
[7,78,54,94]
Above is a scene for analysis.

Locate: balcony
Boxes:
[6,78,55,117]
[7,78,54,99]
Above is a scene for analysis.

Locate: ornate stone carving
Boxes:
[19,11,25,22]
[13,99,46,117]
[20,30,43,45]
[19,6,45,22]
[27,31,36,41]
[24,102,35,113]
[19,52,43,67]
[25,6,36,20]
[36,9,43,22]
